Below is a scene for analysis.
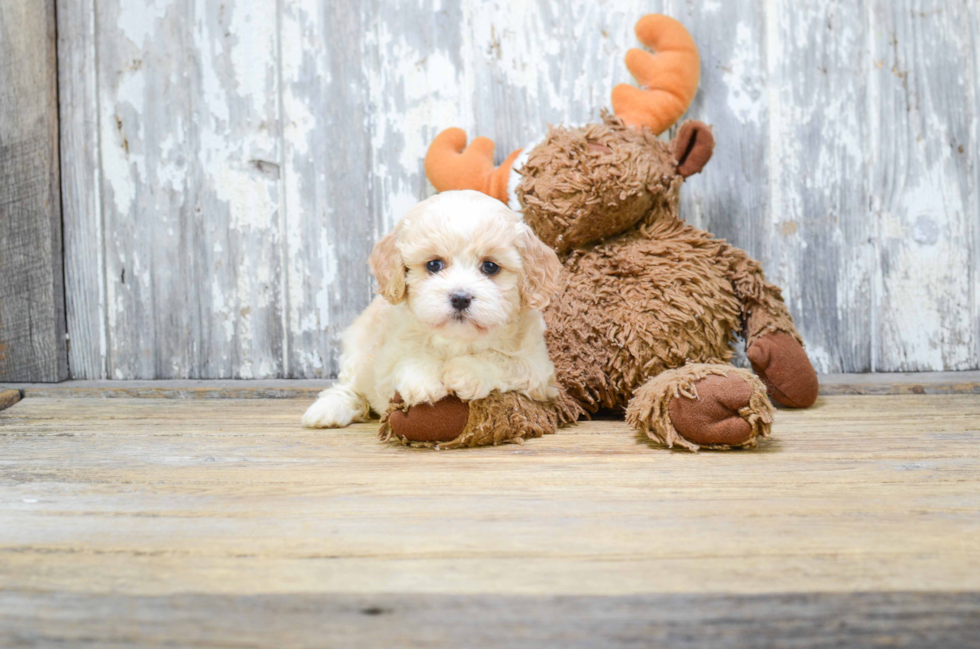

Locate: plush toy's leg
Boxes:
[723,246,819,408]
[379,390,565,449]
[626,364,774,451]
[746,329,819,408]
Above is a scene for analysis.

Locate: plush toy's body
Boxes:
[387,14,818,450]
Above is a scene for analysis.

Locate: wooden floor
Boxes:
[2,394,979,647]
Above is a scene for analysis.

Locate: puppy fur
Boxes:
[302,190,562,429]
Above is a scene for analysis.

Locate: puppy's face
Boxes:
[369,190,561,341]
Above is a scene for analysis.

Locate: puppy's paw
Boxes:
[302,395,359,429]
[395,369,449,406]
[396,376,449,407]
[442,357,494,401]
[525,378,560,403]
[397,382,449,406]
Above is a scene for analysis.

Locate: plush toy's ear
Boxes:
[368,224,407,304]
[671,120,714,178]
[516,224,562,310]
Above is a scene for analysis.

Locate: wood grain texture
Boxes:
[3,371,979,399]
[667,1,769,270]
[92,0,286,379]
[0,0,67,382]
[1,394,980,645]
[2,590,978,648]
[6,379,330,399]
[766,0,874,373]
[279,0,377,378]
[1,394,979,598]
[57,0,106,380]
[870,0,978,371]
[0,389,20,411]
[56,0,980,378]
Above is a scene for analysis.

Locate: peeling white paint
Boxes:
[723,23,765,126]
[213,166,277,231]
[227,3,277,107]
[117,0,171,47]
[879,167,973,370]
[365,16,473,228]
[99,65,146,215]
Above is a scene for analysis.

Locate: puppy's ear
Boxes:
[517,224,562,310]
[369,225,407,304]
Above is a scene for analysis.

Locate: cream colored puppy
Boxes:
[302,190,562,429]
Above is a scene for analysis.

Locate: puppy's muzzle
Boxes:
[450,292,473,312]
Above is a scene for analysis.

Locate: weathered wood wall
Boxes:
[0,0,68,382]
[57,0,979,379]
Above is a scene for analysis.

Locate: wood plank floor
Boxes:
[4,370,980,399]
[2,394,979,647]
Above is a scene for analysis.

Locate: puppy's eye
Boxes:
[481,260,500,276]
[425,259,445,274]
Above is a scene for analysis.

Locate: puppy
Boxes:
[302,190,562,429]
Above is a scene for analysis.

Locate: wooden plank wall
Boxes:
[57,0,979,379]
[0,0,68,382]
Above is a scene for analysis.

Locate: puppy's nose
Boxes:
[450,292,473,311]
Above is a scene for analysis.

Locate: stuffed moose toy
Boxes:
[382,14,818,450]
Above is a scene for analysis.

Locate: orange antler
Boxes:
[424,128,522,204]
[611,14,700,134]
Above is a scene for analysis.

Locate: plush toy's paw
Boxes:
[627,364,774,451]
[381,391,560,449]
[387,393,470,443]
[668,373,759,447]
[746,332,819,408]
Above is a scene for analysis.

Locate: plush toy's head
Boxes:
[424,14,715,254]
[517,116,713,254]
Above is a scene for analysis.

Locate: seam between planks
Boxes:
[1,372,979,400]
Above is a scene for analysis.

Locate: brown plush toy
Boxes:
[387,14,818,451]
